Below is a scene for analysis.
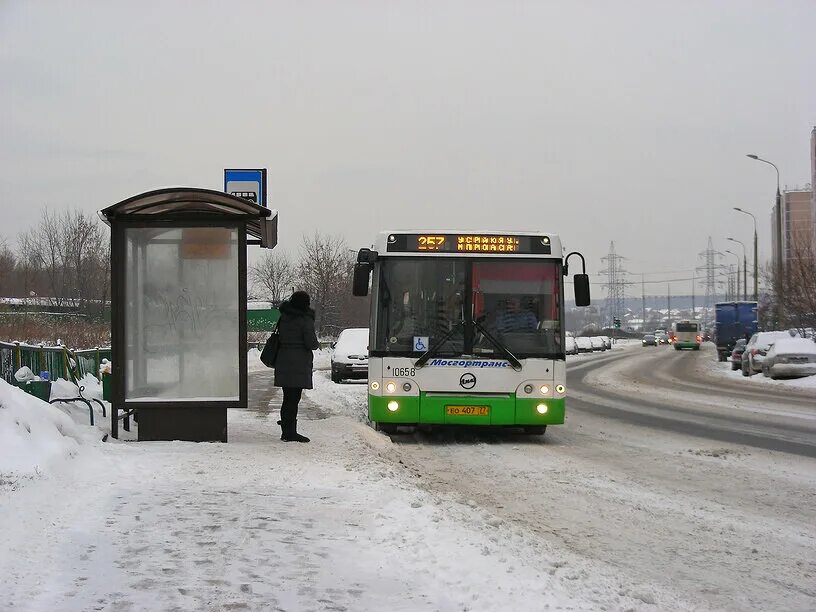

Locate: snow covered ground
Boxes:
[2,345,813,610]
[0,360,687,611]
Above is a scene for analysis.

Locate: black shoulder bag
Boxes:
[260,320,281,368]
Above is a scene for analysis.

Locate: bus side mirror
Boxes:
[574,274,591,307]
[352,263,371,297]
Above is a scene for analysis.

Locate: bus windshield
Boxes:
[374,258,562,357]
[375,259,467,354]
[473,261,561,355]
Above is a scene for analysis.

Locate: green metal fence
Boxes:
[0,341,111,385]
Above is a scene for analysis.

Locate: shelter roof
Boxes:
[100,188,272,239]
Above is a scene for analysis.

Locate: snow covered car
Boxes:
[589,337,606,352]
[575,337,593,353]
[730,338,747,371]
[742,331,797,377]
[761,338,816,379]
[601,336,612,350]
[565,336,578,355]
[330,328,369,383]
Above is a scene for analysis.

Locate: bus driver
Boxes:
[495,297,538,335]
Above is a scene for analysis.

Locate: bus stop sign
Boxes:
[224,168,267,207]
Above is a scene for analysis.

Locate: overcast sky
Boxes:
[1,0,814,296]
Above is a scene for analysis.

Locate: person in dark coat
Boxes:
[274,291,319,442]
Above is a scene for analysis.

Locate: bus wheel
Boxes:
[523,426,546,435]
[374,422,398,435]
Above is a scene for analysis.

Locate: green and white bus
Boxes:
[352,231,591,435]
[671,320,701,350]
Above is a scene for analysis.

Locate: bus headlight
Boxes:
[387,400,399,412]
[556,384,565,394]
[540,385,550,394]
[370,381,380,391]
[536,403,548,414]
[385,382,396,393]
[524,384,534,394]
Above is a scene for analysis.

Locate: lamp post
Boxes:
[726,237,747,301]
[733,207,758,302]
[747,153,783,324]
[724,250,740,301]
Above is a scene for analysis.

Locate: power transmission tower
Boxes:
[696,237,723,329]
[601,242,630,330]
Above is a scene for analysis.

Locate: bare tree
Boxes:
[0,238,15,295]
[249,251,296,304]
[296,232,357,336]
[19,209,67,307]
[16,208,110,317]
[779,237,816,333]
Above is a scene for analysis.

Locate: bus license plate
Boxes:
[446,405,489,416]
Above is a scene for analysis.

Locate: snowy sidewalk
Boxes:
[1,371,670,611]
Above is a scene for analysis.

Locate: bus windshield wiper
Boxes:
[414,320,465,368]
[472,318,523,371]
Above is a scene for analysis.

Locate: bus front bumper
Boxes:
[369,393,565,426]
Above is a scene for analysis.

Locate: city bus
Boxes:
[671,320,701,350]
[351,230,591,435]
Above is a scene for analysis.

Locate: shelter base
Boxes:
[136,406,227,442]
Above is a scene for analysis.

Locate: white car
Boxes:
[331,328,369,383]
[575,337,593,353]
[742,331,798,376]
[565,336,578,355]
[762,338,816,379]
[600,336,612,350]
[589,336,606,352]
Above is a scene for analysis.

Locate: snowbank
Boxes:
[247,347,265,373]
[309,370,367,420]
[313,347,332,370]
[710,359,816,390]
[0,379,97,487]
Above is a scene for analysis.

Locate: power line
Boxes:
[600,241,631,327]
[696,237,724,329]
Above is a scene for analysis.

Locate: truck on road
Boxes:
[714,301,758,362]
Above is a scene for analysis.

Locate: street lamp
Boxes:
[726,237,747,301]
[747,153,783,322]
[724,250,740,301]
[733,207,758,302]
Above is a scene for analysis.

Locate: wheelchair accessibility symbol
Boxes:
[413,336,429,352]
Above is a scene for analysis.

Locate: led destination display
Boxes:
[386,233,552,254]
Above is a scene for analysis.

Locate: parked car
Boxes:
[730,338,747,371]
[742,331,798,377]
[575,337,593,353]
[762,338,816,379]
[600,336,612,350]
[565,336,578,355]
[642,334,657,347]
[589,336,606,352]
[331,327,369,383]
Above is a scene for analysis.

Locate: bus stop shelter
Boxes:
[101,188,276,442]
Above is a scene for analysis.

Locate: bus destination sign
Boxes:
[386,233,552,254]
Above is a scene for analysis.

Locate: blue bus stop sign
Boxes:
[224,169,267,207]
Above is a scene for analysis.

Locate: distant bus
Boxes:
[672,320,701,350]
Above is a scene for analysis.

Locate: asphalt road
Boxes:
[568,343,816,457]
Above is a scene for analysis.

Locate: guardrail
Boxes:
[0,341,111,385]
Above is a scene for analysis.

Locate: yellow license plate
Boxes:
[446,405,489,416]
